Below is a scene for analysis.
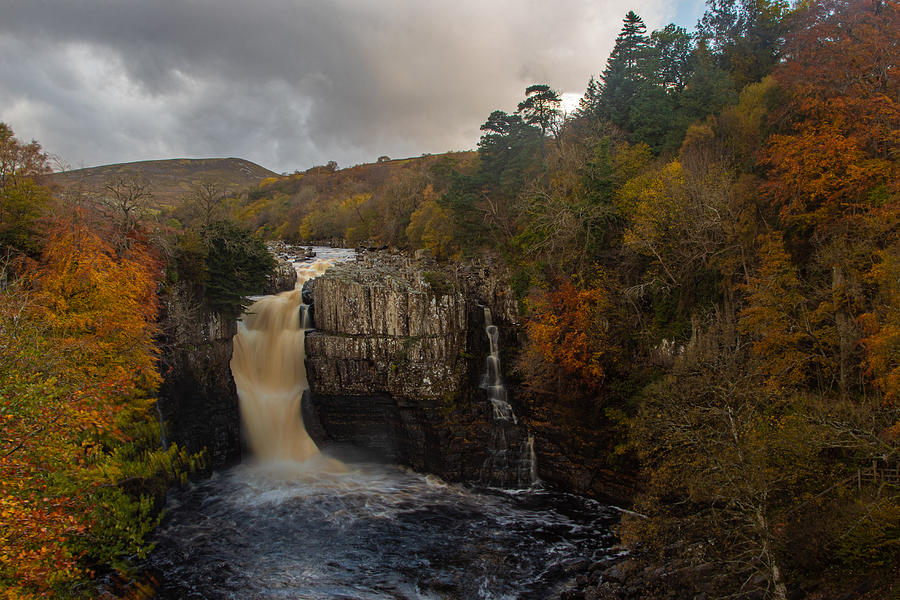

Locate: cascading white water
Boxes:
[481,307,517,423]
[151,251,616,599]
[478,306,541,487]
[230,252,345,463]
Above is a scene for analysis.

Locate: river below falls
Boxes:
[144,460,620,599]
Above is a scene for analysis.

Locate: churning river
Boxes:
[145,248,620,599]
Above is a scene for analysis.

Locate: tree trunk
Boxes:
[832,265,852,399]
[756,506,789,600]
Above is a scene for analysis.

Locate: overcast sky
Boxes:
[0,0,706,174]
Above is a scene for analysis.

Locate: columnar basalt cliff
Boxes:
[304,251,633,501]
[304,252,533,487]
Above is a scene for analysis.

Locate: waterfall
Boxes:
[522,434,538,485]
[478,306,539,487]
[231,254,341,463]
[481,307,516,423]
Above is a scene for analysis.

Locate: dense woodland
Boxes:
[1,0,898,597]
[0,126,273,595]
[223,0,900,596]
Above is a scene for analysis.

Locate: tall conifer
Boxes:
[598,11,650,127]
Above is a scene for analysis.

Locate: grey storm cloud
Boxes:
[0,0,687,173]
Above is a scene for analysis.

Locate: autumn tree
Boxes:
[0,123,51,258]
[406,184,457,260]
[373,170,428,246]
[616,141,749,304]
[762,0,899,231]
[737,232,837,392]
[1,215,197,597]
[860,246,900,405]
[518,274,622,394]
[624,320,826,600]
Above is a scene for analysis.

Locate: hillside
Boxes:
[49,157,278,206]
[236,152,476,244]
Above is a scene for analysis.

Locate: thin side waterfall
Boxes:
[231,257,336,463]
[481,307,517,423]
[523,433,538,485]
[478,306,539,487]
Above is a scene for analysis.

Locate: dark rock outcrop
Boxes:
[262,256,297,295]
[156,301,242,469]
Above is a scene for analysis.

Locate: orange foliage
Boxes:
[1,216,163,595]
[521,275,619,392]
[32,219,161,394]
[738,232,830,390]
[763,0,900,229]
[859,247,900,405]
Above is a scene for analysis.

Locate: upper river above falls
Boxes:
[144,246,621,599]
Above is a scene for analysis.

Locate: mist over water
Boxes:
[148,463,619,599]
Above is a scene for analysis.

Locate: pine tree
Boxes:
[516,84,562,138]
[575,76,602,121]
[598,11,650,127]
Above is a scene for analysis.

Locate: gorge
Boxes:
[147,247,623,598]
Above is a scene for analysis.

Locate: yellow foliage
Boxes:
[0,215,182,595]
[32,222,160,393]
[406,185,457,260]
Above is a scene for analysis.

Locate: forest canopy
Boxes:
[1,0,898,597]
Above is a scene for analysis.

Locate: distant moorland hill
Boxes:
[49,157,278,206]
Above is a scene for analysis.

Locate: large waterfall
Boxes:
[147,246,616,599]
[230,253,345,463]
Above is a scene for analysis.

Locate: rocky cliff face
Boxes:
[158,245,633,501]
[304,252,533,487]
[304,251,633,502]
[156,302,242,469]
[156,258,298,470]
